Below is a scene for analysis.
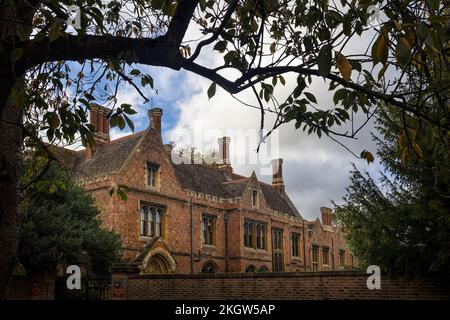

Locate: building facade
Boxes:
[57,106,356,274]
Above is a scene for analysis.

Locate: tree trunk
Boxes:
[0,1,34,299]
[0,79,23,299]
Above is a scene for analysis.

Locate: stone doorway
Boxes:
[140,247,176,274]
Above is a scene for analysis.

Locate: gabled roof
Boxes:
[55,131,145,179]
[173,163,299,217]
[173,163,245,198]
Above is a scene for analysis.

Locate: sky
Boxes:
[103,17,387,221]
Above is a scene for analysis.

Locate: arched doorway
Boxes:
[145,254,171,274]
[141,247,176,274]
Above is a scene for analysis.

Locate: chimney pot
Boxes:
[148,107,163,136]
[164,144,173,160]
[320,207,333,226]
[218,136,232,173]
[89,105,110,144]
[272,158,284,192]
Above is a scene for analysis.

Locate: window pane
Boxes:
[155,210,161,237]
[149,208,154,237]
[202,218,207,244]
[140,207,147,236]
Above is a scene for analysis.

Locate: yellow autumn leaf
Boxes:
[401,147,410,165]
[412,143,424,160]
[335,51,352,81]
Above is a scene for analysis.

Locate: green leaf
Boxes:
[207,82,216,99]
[213,41,227,52]
[317,44,332,77]
[416,22,428,42]
[48,22,62,42]
[10,48,23,62]
[117,115,126,130]
[151,0,165,10]
[396,37,412,67]
[124,114,135,132]
[130,69,141,76]
[333,88,348,104]
[304,92,317,104]
[48,113,60,129]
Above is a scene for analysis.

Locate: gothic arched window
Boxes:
[258,265,269,273]
[201,261,217,273]
[245,265,256,273]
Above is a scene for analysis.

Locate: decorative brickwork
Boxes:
[111,271,450,300]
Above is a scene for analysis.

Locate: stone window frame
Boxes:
[322,246,330,266]
[291,232,301,258]
[146,161,160,192]
[201,260,218,273]
[140,202,165,239]
[201,214,217,246]
[251,189,259,208]
[244,219,267,250]
[339,249,346,268]
[311,245,319,271]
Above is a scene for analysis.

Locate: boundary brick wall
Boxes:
[112,271,450,300]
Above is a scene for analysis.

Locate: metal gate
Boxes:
[55,276,111,300]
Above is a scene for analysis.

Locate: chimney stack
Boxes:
[164,144,173,161]
[272,158,284,192]
[320,207,333,226]
[148,107,163,136]
[218,136,232,173]
[89,105,110,144]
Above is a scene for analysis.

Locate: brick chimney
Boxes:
[320,207,333,226]
[272,158,284,192]
[164,144,173,161]
[218,136,232,173]
[89,105,110,143]
[148,107,163,136]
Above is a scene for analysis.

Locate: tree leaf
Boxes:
[48,22,62,42]
[360,150,375,164]
[412,143,424,160]
[48,113,60,129]
[11,48,23,62]
[317,44,332,77]
[151,0,165,10]
[335,51,352,81]
[372,31,389,65]
[270,42,276,54]
[213,41,227,52]
[207,82,216,99]
[396,37,412,67]
[304,92,317,104]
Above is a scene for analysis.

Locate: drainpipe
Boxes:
[331,237,335,271]
[302,219,307,272]
[224,212,229,273]
[189,196,194,273]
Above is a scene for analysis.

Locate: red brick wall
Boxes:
[113,272,450,300]
[7,275,55,300]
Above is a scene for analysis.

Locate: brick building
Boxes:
[57,106,356,274]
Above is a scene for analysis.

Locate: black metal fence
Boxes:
[55,276,111,300]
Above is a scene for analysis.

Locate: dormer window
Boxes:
[251,189,258,207]
[146,162,160,191]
